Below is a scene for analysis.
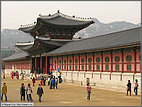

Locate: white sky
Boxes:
[1,1,141,30]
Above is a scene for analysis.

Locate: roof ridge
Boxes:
[39,12,93,22]
[72,27,141,43]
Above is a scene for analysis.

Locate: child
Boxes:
[86,83,91,101]
[1,83,7,101]
[32,77,35,86]
[55,78,58,89]
[134,79,139,95]
[40,76,44,86]
[20,83,25,101]
[37,84,44,102]
[126,80,131,96]
[11,72,14,79]
[26,83,33,102]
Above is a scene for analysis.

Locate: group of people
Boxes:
[86,79,139,101]
[11,70,25,80]
[20,83,44,102]
[126,79,139,96]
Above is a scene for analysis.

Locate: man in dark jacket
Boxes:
[37,84,44,102]
[20,83,25,101]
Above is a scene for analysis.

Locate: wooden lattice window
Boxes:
[126,55,132,62]
[81,58,84,63]
[88,58,92,63]
[105,65,109,70]
[64,59,66,64]
[75,65,77,70]
[75,59,78,64]
[115,56,120,62]
[127,65,131,71]
[69,59,72,64]
[96,57,100,63]
[115,65,119,71]
[89,65,91,70]
[82,65,84,70]
[97,65,100,70]
[105,57,109,62]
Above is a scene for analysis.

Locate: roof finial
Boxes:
[57,10,60,13]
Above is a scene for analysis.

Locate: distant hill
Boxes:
[1,29,34,48]
[74,18,141,38]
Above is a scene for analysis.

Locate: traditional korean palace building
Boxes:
[3,11,141,93]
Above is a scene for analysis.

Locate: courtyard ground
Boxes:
[1,75,141,106]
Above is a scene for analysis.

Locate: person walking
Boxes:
[1,83,7,101]
[53,76,55,89]
[26,83,33,102]
[16,71,19,80]
[134,79,139,95]
[3,71,5,79]
[86,83,91,101]
[40,76,44,86]
[11,72,14,79]
[20,83,25,101]
[126,80,131,96]
[32,77,35,86]
[55,78,58,89]
[43,77,46,86]
[48,77,50,86]
[37,84,44,102]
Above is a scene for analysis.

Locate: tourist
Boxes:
[20,83,25,101]
[32,77,35,86]
[48,77,50,86]
[11,72,14,79]
[21,73,24,80]
[34,70,37,80]
[40,76,44,86]
[86,83,91,101]
[134,79,139,95]
[3,71,5,79]
[26,83,33,102]
[16,71,19,80]
[37,84,44,102]
[43,77,46,86]
[1,83,7,101]
[55,77,58,89]
[126,80,131,96]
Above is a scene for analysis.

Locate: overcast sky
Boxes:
[1,1,141,30]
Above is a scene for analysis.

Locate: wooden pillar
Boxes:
[111,50,113,72]
[121,49,124,73]
[86,53,87,71]
[79,54,80,71]
[101,51,103,72]
[72,54,74,71]
[67,55,68,71]
[35,55,37,71]
[40,55,42,74]
[134,48,137,73]
[93,53,94,72]
[45,56,47,74]
[62,56,63,70]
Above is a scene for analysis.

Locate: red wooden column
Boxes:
[72,54,74,71]
[78,54,80,71]
[35,55,37,71]
[31,57,32,73]
[121,49,124,81]
[110,51,113,80]
[62,56,63,70]
[45,56,48,74]
[101,51,103,72]
[67,55,68,71]
[93,53,95,72]
[134,48,137,73]
[40,55,42,74]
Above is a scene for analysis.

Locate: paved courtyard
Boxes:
[1,75,141,106]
